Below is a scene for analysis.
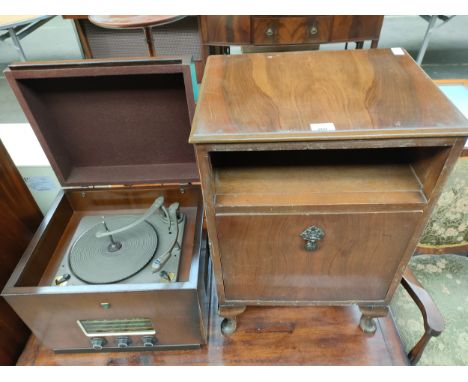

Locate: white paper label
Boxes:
[391,47,405,56]
[310,122,336,132]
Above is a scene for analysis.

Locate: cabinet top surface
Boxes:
[190,49,468,144]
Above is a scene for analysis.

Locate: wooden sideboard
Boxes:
[189,49,468,335]
[200,16,384,48]
[66,16,384,82]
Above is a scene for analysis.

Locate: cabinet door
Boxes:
[216,211,420,302]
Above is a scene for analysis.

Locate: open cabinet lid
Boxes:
[5,57,198,187]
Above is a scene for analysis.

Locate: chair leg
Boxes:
[400,268,444,365]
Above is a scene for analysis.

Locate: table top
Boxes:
[190,48,468,144]
[0,15,50,30]
[16,286,409,365]
[88,15,186,29]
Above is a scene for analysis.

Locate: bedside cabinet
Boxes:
[189,49,468,335]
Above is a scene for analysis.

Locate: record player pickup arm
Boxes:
[95,197,164,239]
[152,202,181,273]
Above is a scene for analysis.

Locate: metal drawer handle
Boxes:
[265,26,275,37]
[300,225,325,251]
[309,24,318,36]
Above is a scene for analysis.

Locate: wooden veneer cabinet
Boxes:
[189,49,468,335]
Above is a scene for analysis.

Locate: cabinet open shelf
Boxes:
[211,147,450,209]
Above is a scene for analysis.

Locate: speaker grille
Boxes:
[151,16,202,60]
[83,21,149,58]
[78,318,155,337]
[81,17,202,60]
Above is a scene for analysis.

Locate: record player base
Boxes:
[17,288,409,365]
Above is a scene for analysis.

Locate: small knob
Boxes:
[265,26,274,37]
[309,24,318,35]
[300,225,325,251]
[90,337,106,350]
[142,335,157,347]
[116,336,131,348]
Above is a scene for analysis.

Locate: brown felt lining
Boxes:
[13,70,197,186]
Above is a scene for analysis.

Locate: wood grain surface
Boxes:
[252,16,332,45]
[0,140,43,365]
[216,212,421,303]
[2,184,207,351]
[330,16,384,41]
[214,164,426,208]
[200,16,251,45]
[200,16,384,47]
[190,49,468,143]
[16,284,409,365]
[88,15,186,29]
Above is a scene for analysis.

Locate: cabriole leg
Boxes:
[218,305,246,336]
[358,305,389,334]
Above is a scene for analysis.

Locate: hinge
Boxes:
[61,185,114,190]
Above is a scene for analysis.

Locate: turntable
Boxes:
[2,58,211,352]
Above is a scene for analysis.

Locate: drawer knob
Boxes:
[265,26,275,37]
[309,24,318,36]
[300,225,325,251]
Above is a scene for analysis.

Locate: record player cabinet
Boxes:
[190,49,468,335]
[2,58,212,352]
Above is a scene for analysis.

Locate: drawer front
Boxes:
[252,16,332,45]
[330,16,384,41]
[216,211,421,302]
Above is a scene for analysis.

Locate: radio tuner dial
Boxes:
[116,336,131,348]
[90,337,106,350]
[142,335,157,347]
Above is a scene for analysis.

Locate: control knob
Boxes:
[142,336,157,347]
[116,336,131,348]
[90,337,106,350]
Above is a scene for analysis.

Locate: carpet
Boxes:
[391,254,468,365]
[417,156,468,254]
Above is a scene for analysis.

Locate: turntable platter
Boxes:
[69,216,158,284]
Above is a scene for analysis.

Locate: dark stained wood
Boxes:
[200,16,251,45]
[252,16,332,45]
[331,16,384,42]
[2,184,207,352]
[216,212,420,303]
[190,50,468,144]
[1,60,210,353]
[384,138,467,301]
[67,16,385,83]
[0,140,43,365]
[194,146,226,303]
[200,16,383,48]
[16,284,409,365]
[401,268,444,365]
[411,146,451,201]
[190,49,468,336]
[88,15,186,30]
[214,163,427,208]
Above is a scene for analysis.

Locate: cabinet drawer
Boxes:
[252,16,332,45]
[216,211,421,302]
